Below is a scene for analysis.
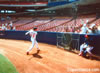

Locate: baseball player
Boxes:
[79,42,88,56]
[25,27,40,55]
[79,35,94,57]
[80,19,90,34]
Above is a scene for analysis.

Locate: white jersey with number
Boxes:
[30,30,37,39]
[26,29,37,40]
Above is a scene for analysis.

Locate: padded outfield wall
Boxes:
[0,30,100,56]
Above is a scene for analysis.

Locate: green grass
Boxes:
[0,54,18,73]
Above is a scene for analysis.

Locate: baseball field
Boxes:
[0,39,100,73]
[0,54,18,73]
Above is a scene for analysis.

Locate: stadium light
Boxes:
[26,9,36,12]
[0,10,16,13]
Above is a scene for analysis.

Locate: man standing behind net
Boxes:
[25,27,40,55]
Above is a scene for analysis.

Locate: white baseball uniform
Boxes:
[86,46,93,55]
[80,23,88,34]
[25,29,39,52]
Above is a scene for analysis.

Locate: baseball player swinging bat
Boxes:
[25,27,40,55]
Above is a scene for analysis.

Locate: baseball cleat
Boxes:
[26,52,29,55]
[37,49,40,53]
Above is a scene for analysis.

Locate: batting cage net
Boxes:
[57,32,80,51]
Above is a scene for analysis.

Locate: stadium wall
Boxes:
[0,31,100,55]
[0,31,57,45]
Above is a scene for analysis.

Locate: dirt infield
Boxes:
[0,39,100,73]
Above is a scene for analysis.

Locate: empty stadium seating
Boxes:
[0,15,100,32]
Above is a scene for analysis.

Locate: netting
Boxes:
[57,32,80,50]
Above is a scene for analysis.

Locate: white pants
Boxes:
[27,37,39,52]
[80,43,88,52]
[86,46,93,55]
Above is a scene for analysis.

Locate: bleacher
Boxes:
[13,18,34,27]
[16,19,51,30]
[0,15,100,32]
